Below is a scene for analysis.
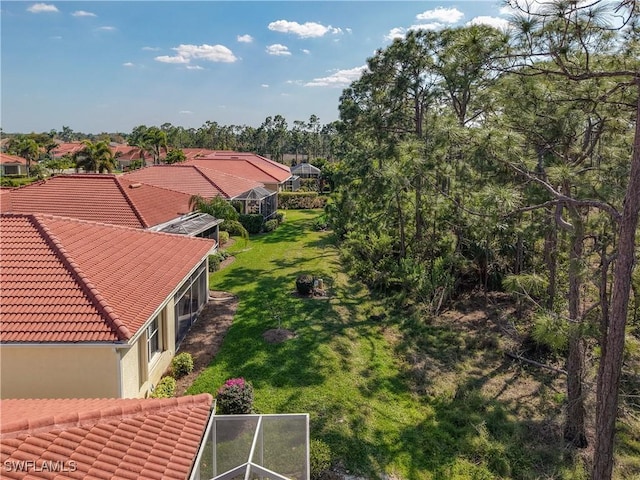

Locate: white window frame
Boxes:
[147,316,161,365]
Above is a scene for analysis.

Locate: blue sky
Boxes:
[1,1,510,134]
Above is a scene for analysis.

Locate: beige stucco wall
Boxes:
[0,345,120,399]
[121,299,178,398]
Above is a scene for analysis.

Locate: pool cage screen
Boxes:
[191,414,309,480]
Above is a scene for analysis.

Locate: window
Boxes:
[147,317,160,364]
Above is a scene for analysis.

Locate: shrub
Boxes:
[296,274,315,295]
[275,211,286,224]
[209,251,231,272]
[171,352,194,378]
[239,214,264,234]
[208,254,221,272]
[310,439,332,480]
[218,230,229,245]
[222,220,249,239]
[313,214,328,231]
[264,219,278,232]
[278,192,327,210]
[151,376,176,398]
[299,178,320,192]
[216,378,254,414]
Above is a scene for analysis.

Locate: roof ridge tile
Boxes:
[115,177,150,228]
[29,214,133,341]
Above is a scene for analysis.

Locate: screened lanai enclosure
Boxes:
[190,414,310,480]
[234,187,277,219]
[290,163,320,179]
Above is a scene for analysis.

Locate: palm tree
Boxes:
[15,138,39,176]
[73,140,117,173]
[143,127,168,164]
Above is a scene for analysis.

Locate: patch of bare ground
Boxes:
[173,290,238,396]
[263,328,297,343]
[407,292,569,447]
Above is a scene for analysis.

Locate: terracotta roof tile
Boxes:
[123,164,263,199]
[0,214,214,343]
[0,152,28,165]
[0,395,213,480]
[0,174,193,228]
[185,150,292,184]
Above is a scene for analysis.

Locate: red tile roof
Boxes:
[0,214,214,343]
[0,175,193,228]
[50,142,86,158]
[0,394,213,480]
[0,153,28,165]
[123,165,262,199]
[185,151,291,184]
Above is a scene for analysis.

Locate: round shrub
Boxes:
[310,439,332,480]
[216,378,254,414]
[171,352,194,378]
[218,230,230,245]
[264,219,278,232]
[151,376,176,398]
[275,211,285,224]
[296,274,315,295]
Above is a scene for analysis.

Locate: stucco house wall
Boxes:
[0,345,120,399]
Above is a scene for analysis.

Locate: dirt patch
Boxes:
[173,291,238,396]
[263,328,297,344]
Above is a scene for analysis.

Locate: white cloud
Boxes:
[237,34,253,43]
[266,44,291,56]
[179,110,193,115]
[155,44,238,64]
[409,22,446,32]
[305,65,367,88]
[268,20,341,38]
[346,28,353,34]
[384,27,406,41]
[416,7,463,24]
[261,84,269,88]
[97,26,116,31]
[142,46,161,51]
[122,62,134,67]
[27,3,58,13]
[186,65,204,70]
[466,16,511,30]
[72,10,96,17]
[155,55,190,64]
[301,49,310,55]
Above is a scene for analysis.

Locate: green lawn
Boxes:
[188,210,583,479]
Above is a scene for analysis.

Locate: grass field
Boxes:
[188,209,637,479]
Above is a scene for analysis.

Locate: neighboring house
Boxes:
[0,213,215,399]
[0,152,28,176]
[124,164,278,218]
[50,141,85,158]
[0,394,214,480]
[0,174,222,242]
[184,151,293,192]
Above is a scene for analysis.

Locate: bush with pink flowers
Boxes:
[216,377,254,414]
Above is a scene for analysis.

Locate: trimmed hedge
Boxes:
[264,219,278,232]
[279,192,327,210]
[151,376,176,398]
[171,352,194,378]
[218,230,229,245]
[239,214,264,234]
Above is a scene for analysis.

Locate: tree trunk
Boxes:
[593,82,640,480]
[564,214,588,448]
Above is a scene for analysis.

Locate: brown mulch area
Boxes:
[263,328,297,343]
[174,290,238,396]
